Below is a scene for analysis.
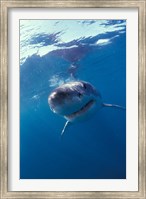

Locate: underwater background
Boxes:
[20,20,126,179]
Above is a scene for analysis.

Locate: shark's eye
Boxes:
[78,92,82,98]
[83,83,87,89]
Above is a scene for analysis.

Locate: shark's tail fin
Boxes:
[102,103,126,110]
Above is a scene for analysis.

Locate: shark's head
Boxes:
[48,81,102,122]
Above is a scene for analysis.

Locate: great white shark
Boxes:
[48,81,125,135]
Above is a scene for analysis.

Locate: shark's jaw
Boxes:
[64,99,96,122]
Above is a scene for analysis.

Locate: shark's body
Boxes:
[48,81,125,135]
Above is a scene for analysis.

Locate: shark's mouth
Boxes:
[65,99,95,120]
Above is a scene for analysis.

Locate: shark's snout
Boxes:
[48,90,70,106]
[48,89,74,115]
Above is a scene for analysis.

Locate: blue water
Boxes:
[20,20,126,179]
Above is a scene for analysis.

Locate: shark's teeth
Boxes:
[65,100,95,120]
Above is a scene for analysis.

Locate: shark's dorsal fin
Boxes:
[61,121,70,136]
[102,103,126,110]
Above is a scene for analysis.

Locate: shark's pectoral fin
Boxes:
[61,121,71,136]
[102,103,126,110]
